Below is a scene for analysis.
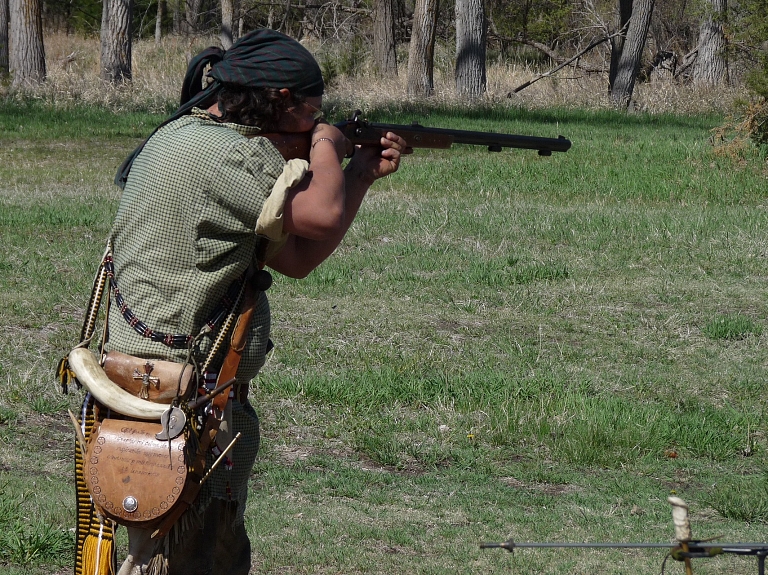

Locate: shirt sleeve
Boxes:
[255,157,310,261]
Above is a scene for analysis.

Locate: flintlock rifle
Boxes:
[481,496,768,575]
[262,110,572,161]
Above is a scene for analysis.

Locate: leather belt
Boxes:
[235,383,249,404]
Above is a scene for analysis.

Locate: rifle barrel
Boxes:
[481,541,674,550]
[481,540,768,552]
[336,118,572,155]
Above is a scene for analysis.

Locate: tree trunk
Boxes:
[172,0,180,34]
[455,0,485,100]
[693,0,728,86]
[278,0,292,36]
[608,0,632,90]
[0,0,9,77]
[185,0,202,33]
[100,0,133,83]
[155,0,166,43]
[609,0,654,108]
[101,0,109,56]
[406,0,438,97]
[220,0,234,49]
[373,0,397,76]
[9,0,45,87]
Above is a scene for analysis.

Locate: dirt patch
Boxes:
[500,476,579,496]
[272,444,427,476]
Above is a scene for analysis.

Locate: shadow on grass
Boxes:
[2,94,723,142]
[0,97,167,140]
[326,100,724,132]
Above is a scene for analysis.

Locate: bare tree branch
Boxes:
[509,30,626,95]
[674,45,699,79]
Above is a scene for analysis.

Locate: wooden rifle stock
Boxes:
[260,132,313,161]
[261,110,572,160]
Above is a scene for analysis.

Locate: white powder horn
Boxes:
[68,347,166,420]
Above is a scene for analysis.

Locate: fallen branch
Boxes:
[60,51,78,69]
[674,45,699,79]
[509,32,623,95]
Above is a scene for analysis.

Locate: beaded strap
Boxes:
[104,254,240,349]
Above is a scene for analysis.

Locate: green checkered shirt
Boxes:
[105,110,286,382]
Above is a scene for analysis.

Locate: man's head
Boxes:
[116,29,324,187]
[181,29,324,129]
[214,86,322,132]
[206,29,324,97]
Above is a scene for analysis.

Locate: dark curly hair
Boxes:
[214,85,307,131]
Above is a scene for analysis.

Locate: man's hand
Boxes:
[345,132,411,186]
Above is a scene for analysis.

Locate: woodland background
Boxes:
[1,0,768,139]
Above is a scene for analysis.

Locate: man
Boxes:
[99,28,407,575]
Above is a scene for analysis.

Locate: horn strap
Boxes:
[80,243,112,343]
[103,254,242,349]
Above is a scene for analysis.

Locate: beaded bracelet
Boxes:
[312,137,335,149]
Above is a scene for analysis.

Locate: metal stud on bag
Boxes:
[123,495,138,513]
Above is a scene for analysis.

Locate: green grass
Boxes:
[2,99,768,574]
[703,314,763,340]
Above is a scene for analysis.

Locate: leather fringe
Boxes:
[57,354,80,394]
[145,537,170,575]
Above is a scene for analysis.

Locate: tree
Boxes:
[9,0,46,87]
[155,0,166,43]
[220,0,234,48]
[0,0,8,77]
[733,0,768,98]
[100,0,133,83]
[608,0,633,91]
[172,0,181,34]
[185,0,202,32]
[373,0,397,75]
[406,0,439,96]
[693,0,727,86]
[487,0,572,50]
[609,0,655,108]
[455,0,486,99]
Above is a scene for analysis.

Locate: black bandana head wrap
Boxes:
[181,29,324,107]
[116,29,323,188]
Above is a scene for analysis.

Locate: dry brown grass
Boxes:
[5,32,750,116]
[330,62,747,115]
[17,33,215,112]
[711,98,768,162]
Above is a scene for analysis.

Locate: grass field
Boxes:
[1,98,767,575]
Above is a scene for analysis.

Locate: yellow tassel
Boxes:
[75,397,116,575]
[81,523,116,575]
[57,355,77,393]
